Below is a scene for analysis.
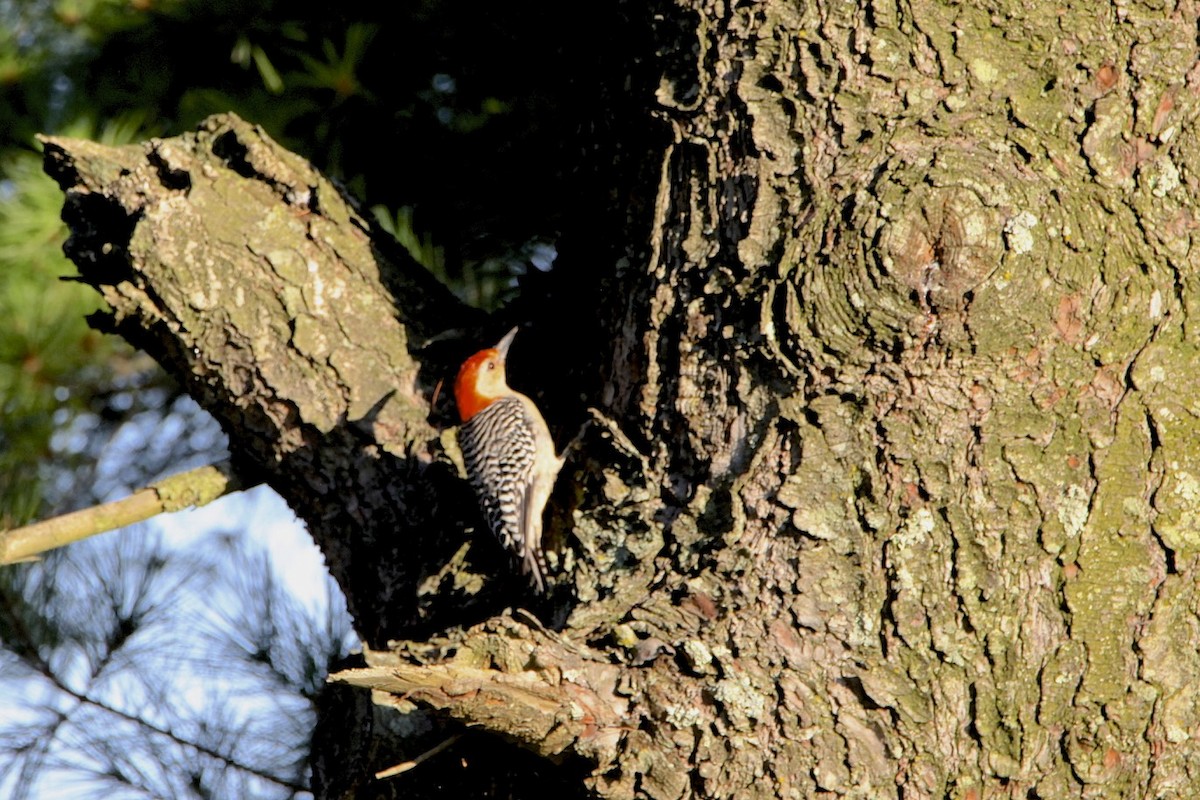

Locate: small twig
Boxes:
[431,377,445,410]
[561,417,593,460]
[585,407,645,461]
[0,461,248,565]
[375,733,463,780]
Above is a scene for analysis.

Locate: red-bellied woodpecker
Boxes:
[454,327,563,593]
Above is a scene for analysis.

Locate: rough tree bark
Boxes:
[40,0,1200,798]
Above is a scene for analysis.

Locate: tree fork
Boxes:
[39,115,488,644]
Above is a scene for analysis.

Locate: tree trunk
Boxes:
[42,0,1200,797]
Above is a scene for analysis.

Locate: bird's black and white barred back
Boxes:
[458,395,551,591]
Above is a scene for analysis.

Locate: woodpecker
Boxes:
[454,327,564,593]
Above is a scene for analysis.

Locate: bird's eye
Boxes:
[486,361,495,370]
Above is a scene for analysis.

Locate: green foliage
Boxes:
[373,203,445,274]
[0,111,159,524]
[291,21,376,101]
[0,153,98,524]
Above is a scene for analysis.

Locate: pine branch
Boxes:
[46,662,309,793]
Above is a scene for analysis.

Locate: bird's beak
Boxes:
[495,327,519,361]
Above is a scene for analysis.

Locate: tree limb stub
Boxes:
[40,113,491,643]
[331,615,629,766]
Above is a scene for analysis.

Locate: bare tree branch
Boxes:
[0,461,243,565]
